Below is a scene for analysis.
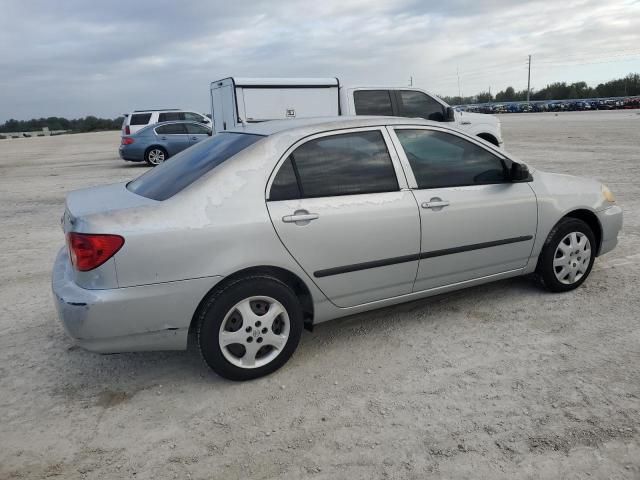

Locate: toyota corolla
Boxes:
[52,117,622,380]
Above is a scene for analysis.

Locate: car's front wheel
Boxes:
[537,218,596,292]
[197,276,303,380]
[145,147,168,166]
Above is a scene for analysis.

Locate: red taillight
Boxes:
[125,125,131,135]
[121,136,134,145]
[67,233,124,271]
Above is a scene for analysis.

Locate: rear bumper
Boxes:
[51,248,222,353]
[597,205,623,256]
[119,145,145,162]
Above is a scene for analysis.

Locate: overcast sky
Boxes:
[1,0,639,121]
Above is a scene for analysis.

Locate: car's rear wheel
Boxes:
[145,147,167,166]
[536,218,596,292]
[197,276,303,381]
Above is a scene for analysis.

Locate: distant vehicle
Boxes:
[121,109,211,136]
[210,77,504,147]
[597,100,615,110]
[574,101,591,111]
[53,116,621,380]
[119,121,211,166]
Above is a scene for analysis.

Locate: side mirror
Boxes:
[445,106,455,122]
[510,162,530,182]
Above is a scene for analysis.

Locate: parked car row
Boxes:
[460,96,640,114]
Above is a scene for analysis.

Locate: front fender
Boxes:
[524,170,611,271]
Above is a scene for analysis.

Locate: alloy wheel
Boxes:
[218,296,290,369]
[147,149,165,165]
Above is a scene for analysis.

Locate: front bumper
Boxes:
[596,205,623,256]
[51,248,222,353]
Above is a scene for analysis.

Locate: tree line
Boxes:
[0,116,124,133]
[442,72,640,105]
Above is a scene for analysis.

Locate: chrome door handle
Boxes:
[282,210,319,225]
[421,199,450,209]
[191,136,198,140]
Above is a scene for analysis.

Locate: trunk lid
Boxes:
[63,182,156,234]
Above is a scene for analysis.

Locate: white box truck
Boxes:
[210,77,503,146]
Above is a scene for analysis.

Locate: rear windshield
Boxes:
[127,132,263,201]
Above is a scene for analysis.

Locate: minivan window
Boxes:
[395,129,507,189]
[285,130,398,198]
[184,112,205,122]
[130,113,152,125]
[353,90,394,116]
[159,112,185,122]
[156,123,187,135]
[398,91,445,121]
[128,133,263,201]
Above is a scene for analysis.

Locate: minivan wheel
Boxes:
[197,276,303,381]
[145,147,167,166]
[536,218,596,292]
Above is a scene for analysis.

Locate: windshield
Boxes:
[127,132,264,201]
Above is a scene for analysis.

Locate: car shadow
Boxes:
[299,275,542,348]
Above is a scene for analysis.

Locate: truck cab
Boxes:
[342,87,502,146]
[210,77,503,147]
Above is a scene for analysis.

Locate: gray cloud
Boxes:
[0,0,638,121]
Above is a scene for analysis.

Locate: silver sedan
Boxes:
[52,117,622,380]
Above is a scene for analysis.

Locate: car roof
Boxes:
[227,116,435,136]
[129,109,202,115]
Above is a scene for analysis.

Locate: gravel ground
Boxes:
[1,110,639,479]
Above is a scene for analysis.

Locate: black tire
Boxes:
[197,276,303,381]
[536,217,596,293]
[144,146,168,166]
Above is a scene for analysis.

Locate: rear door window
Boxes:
[270,130,398,199]
[185,123,210,135]
[353,90,394,116]
[397,91,445,121]
[128,133,263,201]
[130,113,152,125]
[269,158,301,201]
[155,123,187,135]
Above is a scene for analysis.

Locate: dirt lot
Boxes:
[1,110,639,479]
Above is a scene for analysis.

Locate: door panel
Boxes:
[267,192,420,307]
[165,135,190,155]
[388,126,537,292]
[412,183,537,291]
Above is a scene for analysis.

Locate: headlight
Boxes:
[602,184,616,203]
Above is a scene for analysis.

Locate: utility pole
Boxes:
[457,66,462,100]
[527,54,532,104]
[409,76,413,87]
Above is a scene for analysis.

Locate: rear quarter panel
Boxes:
[97,139,324,298]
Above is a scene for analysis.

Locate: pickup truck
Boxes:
[210,77,503,147]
